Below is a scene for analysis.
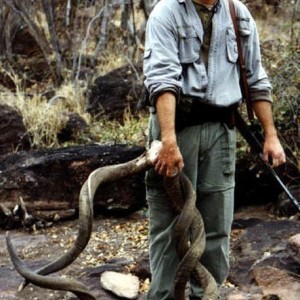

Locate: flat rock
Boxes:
[227,291,261,300]
[287,233,300,264]
[229,219,300,286]
[100,271,140,299]
[252,266,300,300]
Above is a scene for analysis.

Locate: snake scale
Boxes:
[6,141,218,299]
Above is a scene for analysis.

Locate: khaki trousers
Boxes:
[145,113,236,300]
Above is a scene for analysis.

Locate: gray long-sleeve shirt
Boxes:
[143,0,272,107]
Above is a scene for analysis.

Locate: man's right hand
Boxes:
[154,91,184,177]
[154,139,184,177]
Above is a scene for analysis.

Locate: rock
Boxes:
[0,144,146,226]
[0,104,30,157]
[287,233,300,264]
[86,257,134,277]
[252,266,300,300]
[275,185,300,217]
[227,292,254,300]
[87,62,147,123]
[262,295,281,300]
[131,252,151,280]
[229,219,300,286]
[100,271,140,299]
[57,112,88,143]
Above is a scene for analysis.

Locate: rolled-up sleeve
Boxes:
[241,13,273,102]
[143,13,182,105]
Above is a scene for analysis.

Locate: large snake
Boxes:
[6,141,218,299]
[165,174,219,300]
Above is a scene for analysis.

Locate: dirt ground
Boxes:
[0,210,150,300]
[0,203,299,300]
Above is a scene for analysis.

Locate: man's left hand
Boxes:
[263,134,286,167]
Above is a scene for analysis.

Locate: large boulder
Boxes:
[0,143,146,227]
[87,62,147,123]
[0,104,30,157]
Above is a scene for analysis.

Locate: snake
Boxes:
[6,140,218,299]
[6,141,161,299]
[165,173,219,300]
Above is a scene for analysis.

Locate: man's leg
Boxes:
[145,112,178,300]
[145,114,200,300]
[146,118,235,299]
[190,122,236,299]
[145,186,179,300]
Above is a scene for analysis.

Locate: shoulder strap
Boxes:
[228,0,254,121]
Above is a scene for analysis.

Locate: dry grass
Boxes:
[0,83,90,148]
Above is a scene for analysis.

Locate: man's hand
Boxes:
[154,139,184,177]
[155,91,184,177]
[253,100,286,167]
[263,134,286,167]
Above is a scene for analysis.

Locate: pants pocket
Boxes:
[221,123,236,181]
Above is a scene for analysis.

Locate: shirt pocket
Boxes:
[238,17,251,37]
[225,27,238,63]
[178,26,200,64]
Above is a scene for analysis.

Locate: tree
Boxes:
[0,0,150,89]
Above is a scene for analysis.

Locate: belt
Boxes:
[175,98,237,131]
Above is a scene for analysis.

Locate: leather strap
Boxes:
[228,0,254,121]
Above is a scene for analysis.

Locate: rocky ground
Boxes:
[0,203,299,300]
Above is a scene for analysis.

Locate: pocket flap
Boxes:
[143,49,152,59]
[238,18,251,36]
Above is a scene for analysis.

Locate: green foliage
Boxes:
[89,111,148,146]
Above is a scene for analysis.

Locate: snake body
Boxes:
[165,174,219,300]
[6,141,218,299]
[6,142,161,300]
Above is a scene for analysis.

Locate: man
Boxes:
[143,0,286,299]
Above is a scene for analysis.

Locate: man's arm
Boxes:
[252,100,286,167]
[154,92,184,177]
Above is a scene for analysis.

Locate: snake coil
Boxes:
[6,141,218,299]
[165,174,219,300]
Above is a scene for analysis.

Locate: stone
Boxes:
[131,252,151,280]
[87,62,146,123]
[100,271,140,299]
[0,103,30,157]
[252,266,300,300]
[229,219,300,286]
[57,112,88,143]
[0,144,146,224]
[227,292,248,300]
[275,185,300,217]
[287,233,300,264]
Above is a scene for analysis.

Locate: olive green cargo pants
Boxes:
[145,113,236,300]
